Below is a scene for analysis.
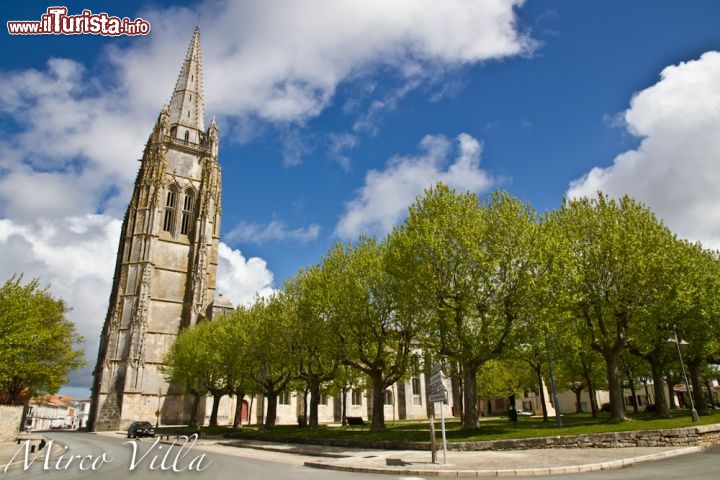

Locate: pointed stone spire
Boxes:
[168,26,205,134]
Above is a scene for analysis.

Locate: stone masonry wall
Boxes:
[0,406,23,442]
[233,423,720,452]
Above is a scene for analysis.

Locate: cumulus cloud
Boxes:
[335,133,493,240]
[567,51,720,249]
[0,217,275,392]
[216,243,275,306]
[225,220,321,245]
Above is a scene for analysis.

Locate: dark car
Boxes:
[127,421,155,438]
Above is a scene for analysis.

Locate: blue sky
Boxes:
[2,1,719,398]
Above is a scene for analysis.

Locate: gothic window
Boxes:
[184,130,190,143]
[163,187,177,233]
[180,190,194,235]
[170,126,177,138]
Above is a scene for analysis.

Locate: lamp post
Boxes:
[156,388,162,429]
[667,325,699,422]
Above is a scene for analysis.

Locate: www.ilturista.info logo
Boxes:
[7,7,151,36]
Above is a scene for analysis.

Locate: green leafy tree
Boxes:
[388,185,539,429]
[0,275,85,404]
[243,293,296,428]
[323,237,417,432]
[547,193,674,422]
[287,267,342,429]
[162,322,213,426]
[673,245,720,415]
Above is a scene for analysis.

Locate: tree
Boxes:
[287,267,342,429]
[388,185,539,429]
[162,321,215,426]
[0,275,85,404]
[323,237,417,432]
[243,294,296,428]
[548,193,675,422]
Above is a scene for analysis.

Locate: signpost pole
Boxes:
[429,414,437,464]
[439,395,447,464]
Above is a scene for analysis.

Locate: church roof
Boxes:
[168,26,205,132]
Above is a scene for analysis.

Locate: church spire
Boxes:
[168,26,205,133]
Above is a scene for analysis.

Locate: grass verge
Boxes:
[202,409,720,443]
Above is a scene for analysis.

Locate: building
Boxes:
[25,395,78,431]
[88,26,223,431]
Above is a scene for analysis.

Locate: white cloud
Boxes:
[327,132,359,171]
[226,220,321,245]
[216,243,275,306]
[567,51,720,249]
[335,133,493,240]
[0,216,275,393]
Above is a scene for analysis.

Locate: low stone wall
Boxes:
[449,424,720,451]
[229,423,720,451]
[0,406,23,442]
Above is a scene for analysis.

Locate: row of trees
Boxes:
[164,184,720,431]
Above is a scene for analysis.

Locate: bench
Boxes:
[156,428,202,440]
[345,416,365,427]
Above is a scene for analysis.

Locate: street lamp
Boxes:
[667,325,699,422]
[156,388,162,429]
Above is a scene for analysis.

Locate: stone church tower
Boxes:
[89,27,222,431]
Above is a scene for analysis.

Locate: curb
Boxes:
[303,446,702,477]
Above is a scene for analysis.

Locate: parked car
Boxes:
[127,421,155,438]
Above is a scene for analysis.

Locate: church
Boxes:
[88,27,226,431]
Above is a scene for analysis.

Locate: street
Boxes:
[3,431,720,479]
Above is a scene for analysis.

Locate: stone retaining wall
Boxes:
[448,424,720,451]
[231,423,720,451]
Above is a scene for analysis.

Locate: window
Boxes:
[412,377,422,396]
[163,188,177,233]
[384,390,393,406]
[351,389,363,406]
[279,391,291,405]
[180,190,194,235]
[184,130,190,143]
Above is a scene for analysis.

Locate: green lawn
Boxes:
[209,409,720,443]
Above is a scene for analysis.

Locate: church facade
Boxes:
[88,27,223,431]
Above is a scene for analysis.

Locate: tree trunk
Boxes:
[369,370,386,432]
[209,392,222,427]
[265,393,278,428]
[341,386,348,426]
[572,386,583,413]
[450,361,463,419]
[666,376,677,409]
[308,381,321,429]
[536,366,548,421]
[687,361,708,415]
[232,393,245,429]
[650,363,669,418]
[581,358,598,417]
[605,354,626,421]
[626,374,639,414]
[189,392,201,427]
[705,380,717,410]
[462,363,479,430]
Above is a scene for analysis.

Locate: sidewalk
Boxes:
[196,438,700,477]
[1,435,701,477]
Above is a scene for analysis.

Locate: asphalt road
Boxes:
[4,432,719,479]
